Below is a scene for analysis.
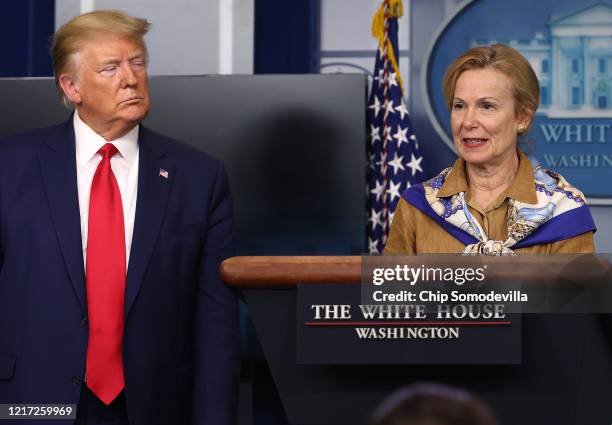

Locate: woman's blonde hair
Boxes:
[50,10,151,105]
[442,44,540,118]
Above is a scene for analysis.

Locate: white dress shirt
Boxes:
[74,111,139,270]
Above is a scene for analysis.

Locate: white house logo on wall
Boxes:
[424,0,612,202]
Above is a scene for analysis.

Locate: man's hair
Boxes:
[369,383,498,425]
[50,10,151,105]
[442,44,540,118]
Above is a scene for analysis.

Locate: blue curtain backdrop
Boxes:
[0,0,55,77]
[254,0,320,74]
[3,0,319,77]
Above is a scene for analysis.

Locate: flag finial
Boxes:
[372,0,404,44]
[371,0,404,91]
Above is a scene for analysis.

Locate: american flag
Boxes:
[367,0,424,254]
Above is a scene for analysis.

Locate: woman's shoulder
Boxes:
[400,167,454,200]
[531,164,588,205]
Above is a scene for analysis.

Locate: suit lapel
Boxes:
[38,119,87,312]
[125,126,173,318]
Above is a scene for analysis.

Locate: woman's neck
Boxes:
[466,152,519,210]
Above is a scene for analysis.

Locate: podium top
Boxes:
[220,256,361,289]
[220,255,610,289]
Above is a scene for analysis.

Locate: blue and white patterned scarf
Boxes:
[401,164,596,255]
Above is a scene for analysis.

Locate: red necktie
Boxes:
[85,143,126,405]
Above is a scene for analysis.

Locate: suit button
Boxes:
[72,375,82,386]
[81,317,88,326]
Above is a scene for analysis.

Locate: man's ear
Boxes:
[58,73,82,105]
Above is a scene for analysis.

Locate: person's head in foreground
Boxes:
[368,383,498,425]
[52,10,151,141]
[384,44,595,255]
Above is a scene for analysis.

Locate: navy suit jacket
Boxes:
[0,118,240,425]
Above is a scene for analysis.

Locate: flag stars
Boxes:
[388,152,405,174]
[406,153,423,176]
[383,99,395,117]
[387,180,401,202]
[410,134,419,149]
[370,180,385,202]
[395,101,409,119]
[368,152,377,171]
[370,124,381,143]
[393,125,409,146]
[368,209,383,230]
[369,95,382,118]
[368,237,380,254]
[375,69,385,87]
[388,72,399,87]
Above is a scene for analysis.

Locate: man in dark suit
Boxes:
[0,10,239,425]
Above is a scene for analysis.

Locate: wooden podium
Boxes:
[221,256,612,425]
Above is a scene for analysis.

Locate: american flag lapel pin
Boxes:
[159,168,169,179]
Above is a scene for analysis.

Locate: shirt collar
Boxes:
[74,111,139,167]
[436,149,537,204]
